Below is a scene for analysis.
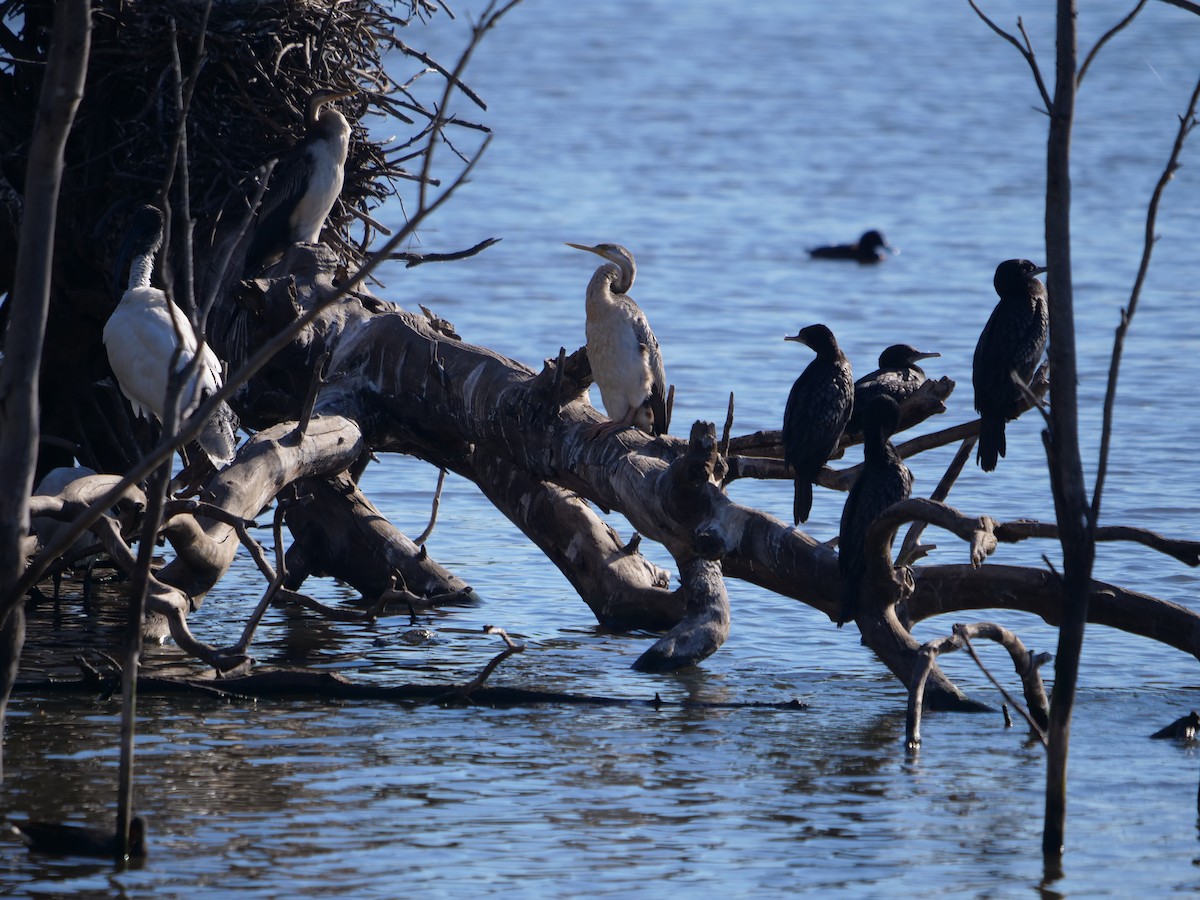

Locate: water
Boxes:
[5,1,1200,895]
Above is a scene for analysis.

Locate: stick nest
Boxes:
[0,0,478,291]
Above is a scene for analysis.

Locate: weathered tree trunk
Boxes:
[1042,0,1094,864]
[282,470,478,604]
[0,0,90,778]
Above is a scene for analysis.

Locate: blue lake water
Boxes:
[4,1,1200,896]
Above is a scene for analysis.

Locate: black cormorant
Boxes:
[782,323,854,524]
[837,394,912,627]
[808,230,892,264]
[104,206,239,467]
[245,88,355,272]
[6,816,147,858]
[565,242,669,437]
[846,343,940,437]
[972,258,1048,471]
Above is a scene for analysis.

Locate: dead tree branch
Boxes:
[907,621,1051,748]
[1092,75,1200,522]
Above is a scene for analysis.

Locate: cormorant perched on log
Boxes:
[846,343,940,437]
[972,258,1049,472]
[6,816,147,859]
[245,88,355,272]
[104,206,239,467]
[838,394,912,627]
[565,242,669,438]
[808,230,892,264]
[782,324,854,524]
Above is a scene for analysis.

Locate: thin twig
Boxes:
[429,624,525,705]
[415,468,447,545]
[957,627,1047,745]
[1078,0,1147,87]
[390,236,499,267]
[967,1,1052,111]
[1091,75,1200,525]
[897,435,976,565]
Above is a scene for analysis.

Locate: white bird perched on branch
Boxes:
[245,87,356,272]
[565,242,669,439]
[104,205,239,468]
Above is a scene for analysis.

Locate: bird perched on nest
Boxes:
[245,87,356,272]
[782,323,854,525]
[846,343,940,438]
[6,816,147,859]
[565,242,669,438]
[104,205,239,468]
[972,258,1049,472]
[838,394,913,627]
[808,229,893,264]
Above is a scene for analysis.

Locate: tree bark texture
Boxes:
[0,0,91,778]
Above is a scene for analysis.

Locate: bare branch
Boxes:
[414,467,447,545]
[1092,75,1200,522]
[1078,0,1147,87]
[967,1,1052,110]
[907,622,1050,748]
[1156,0,1200,15]
[390,236,500,267]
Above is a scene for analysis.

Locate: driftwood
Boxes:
[25,663,811,712]
[13,239,1200,712]
[4,1,1200,726]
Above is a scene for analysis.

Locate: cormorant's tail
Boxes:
[793,476,813,525]
[977,414,1006,472]
[837,575,858,628]
[198,401,240,467]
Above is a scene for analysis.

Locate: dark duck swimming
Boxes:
[808,229,892,264]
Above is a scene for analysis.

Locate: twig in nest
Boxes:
[345,203,392,235]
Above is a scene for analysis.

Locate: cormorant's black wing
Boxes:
[245,142,316,271]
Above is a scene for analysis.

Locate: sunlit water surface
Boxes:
[5,1,1200,896]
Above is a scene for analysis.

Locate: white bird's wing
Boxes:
[165,300,240,466]
[104,287,182,420]
[104,287,228,422]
